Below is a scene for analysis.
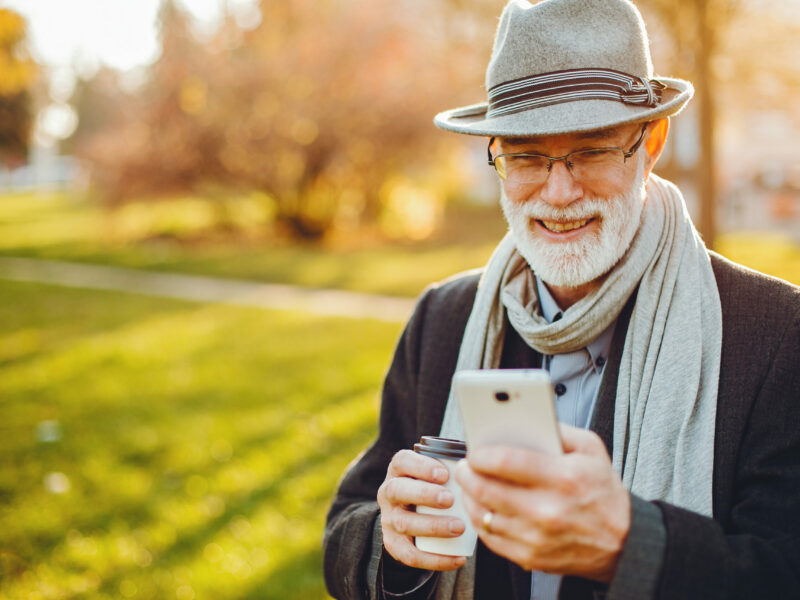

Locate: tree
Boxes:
[76,0,222,200]
[62,67,128,156]
[0,8,37,168]
[215,0,486,237]
[636,0,743,247]
[77,0,490,239]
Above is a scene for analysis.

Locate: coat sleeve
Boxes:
[650,304,800,599]
[323,288,435,599]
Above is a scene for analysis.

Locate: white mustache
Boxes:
[517,198,610,222]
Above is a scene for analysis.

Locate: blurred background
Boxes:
[0,1,798,598]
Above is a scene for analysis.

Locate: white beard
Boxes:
[499,158,647,288]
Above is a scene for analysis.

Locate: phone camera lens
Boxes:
[494,391,510,402]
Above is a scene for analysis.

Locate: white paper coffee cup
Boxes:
[413,437,477,557]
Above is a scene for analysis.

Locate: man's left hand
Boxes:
[454,424,630,582]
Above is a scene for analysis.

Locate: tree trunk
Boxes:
[696,0,717,247]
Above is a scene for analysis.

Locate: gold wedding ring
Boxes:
[481,510,494,534]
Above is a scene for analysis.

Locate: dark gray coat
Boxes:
[323,252,800,599]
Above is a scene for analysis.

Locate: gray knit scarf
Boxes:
[435,174,722,599]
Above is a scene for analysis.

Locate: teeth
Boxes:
[540,219,589,232]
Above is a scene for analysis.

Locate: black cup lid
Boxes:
[413,436,466,460]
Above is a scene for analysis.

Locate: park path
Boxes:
[0,257,416,322]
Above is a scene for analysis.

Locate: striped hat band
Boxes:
[487,68,666,119]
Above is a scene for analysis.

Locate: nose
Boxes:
[538,160,583,208]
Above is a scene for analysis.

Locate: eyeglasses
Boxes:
[487,123,649,185]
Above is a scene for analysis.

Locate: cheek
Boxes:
[501,182,536,205]
[499,187,533,222]
[583,166,638,201]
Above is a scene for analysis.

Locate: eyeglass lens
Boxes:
[496,149,627,184]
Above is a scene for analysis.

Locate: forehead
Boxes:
[499,124,636,150]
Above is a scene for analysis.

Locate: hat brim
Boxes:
[433,77,693,137]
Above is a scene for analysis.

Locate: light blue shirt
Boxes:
[530,276,616,600]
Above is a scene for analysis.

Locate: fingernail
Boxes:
[433,467,448,482]
[437,490,453,506]
[450,520,465,534]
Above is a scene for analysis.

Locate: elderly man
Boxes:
[323,0,800,598]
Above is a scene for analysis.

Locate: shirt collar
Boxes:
[535,276,563,323]
[535,276,616,374]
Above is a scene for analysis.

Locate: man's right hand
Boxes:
[377,449,467,571]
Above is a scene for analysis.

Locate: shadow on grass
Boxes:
[240,546,328,600]
[93,420,375,598]
[2,383,378,566]
[156,423,373,565]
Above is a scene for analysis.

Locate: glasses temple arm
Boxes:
[625,123,650,158]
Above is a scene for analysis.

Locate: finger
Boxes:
[460,483,567,542]
[383,507,466,538]
[388,449,449,483]
[461,489,506,534]
[459,494,554,574]
[558,424,607,457]
[459,493,536,566]
[383,535,467,571]
[381,477,454,509]
[465,446,563,486]
[474,527,545,573]
[477,522,594,576]
[461,488,531,540]
[455,460,534,516]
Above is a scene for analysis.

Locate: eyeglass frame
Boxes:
[486,122,650,183]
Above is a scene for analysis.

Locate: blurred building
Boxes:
[0,146,82,192]
[652,102,800,242]
[719,109,800,241]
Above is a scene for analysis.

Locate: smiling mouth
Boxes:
[537,218,595,233]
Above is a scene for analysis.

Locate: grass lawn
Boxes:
[0,192,504,298]
[0,189,798,599]
[0,279,402,599]
[1,191,798,295]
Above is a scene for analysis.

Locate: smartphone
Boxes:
[453,369,563,455]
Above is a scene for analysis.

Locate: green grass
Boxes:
[0,279,402,599]
[2,191,799,295]
[0,190,797,599]
[0,191,504,298]
[715,232,800,286]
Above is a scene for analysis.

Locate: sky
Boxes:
[1,0,261,143]
[1,0,261,73]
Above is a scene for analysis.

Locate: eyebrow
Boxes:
[575,128,621,141]
[500,127,623,149]
[501,136,542,147]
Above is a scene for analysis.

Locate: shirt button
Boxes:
[554,382,567,396]
[596,356,606,368]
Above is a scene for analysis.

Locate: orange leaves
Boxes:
[0,8,26,48]
[179,76,208,115]
[76,0,495,238]
[0,7,35,165]
[0,7,36,96]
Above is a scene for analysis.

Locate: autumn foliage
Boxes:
[0,8,36,168]
[76,0,491,239]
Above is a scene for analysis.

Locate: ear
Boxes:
[642,118,669,176]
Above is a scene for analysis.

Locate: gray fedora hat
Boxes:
[434,0,693,137]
